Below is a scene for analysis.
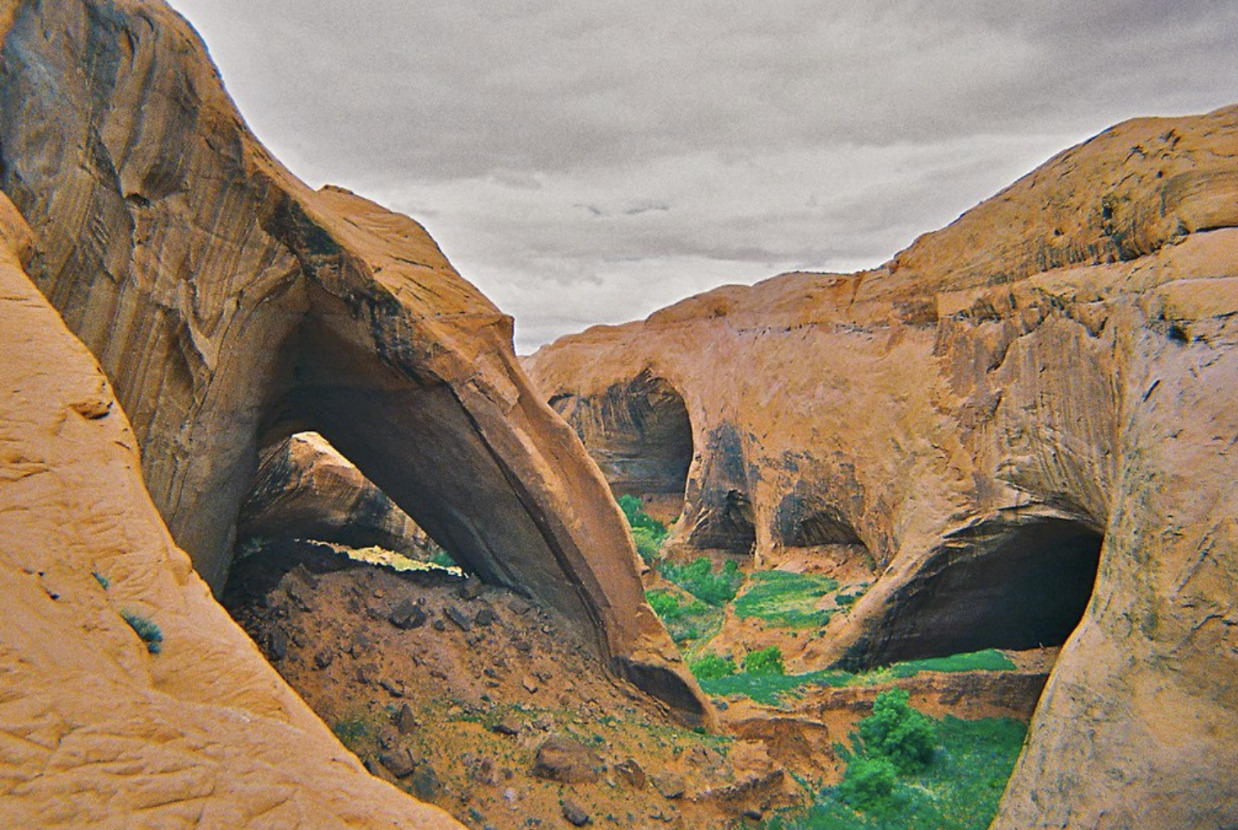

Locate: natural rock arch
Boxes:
[0,0,706,724]
[238,432,433,559]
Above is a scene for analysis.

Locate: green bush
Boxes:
[743,645,784,677]
[121,611,163,654]
[630,526,664,563]
[646,589,720,644]
[762,714,1026,830]
[646,589,683,619]
[660,557,743,606]
[837,756,897,811]
[859,688,937,774]
[618,495,669,562]
[689,652,737,680]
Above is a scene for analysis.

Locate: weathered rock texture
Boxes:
[0,192,463,828]
[527,106,1238,828]
[0,0,705,723]
[238,431,433,558]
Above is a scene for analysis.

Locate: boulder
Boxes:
[531,735,602,783]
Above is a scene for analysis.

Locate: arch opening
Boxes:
[869,515,1103,665]
[235,431,454,565]
[686,488,757,554]
[551,371,693,524]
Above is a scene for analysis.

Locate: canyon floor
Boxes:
[225,536,1050,830]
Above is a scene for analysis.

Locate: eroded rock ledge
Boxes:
[526,106,1238,828]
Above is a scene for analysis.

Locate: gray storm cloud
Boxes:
[172,0,1238,351]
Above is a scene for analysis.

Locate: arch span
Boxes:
[0,1,709,725]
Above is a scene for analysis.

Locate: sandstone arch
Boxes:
[0,0,706,723]
[528,108,1238,826]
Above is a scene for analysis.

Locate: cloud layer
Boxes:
[171,0,1238,351]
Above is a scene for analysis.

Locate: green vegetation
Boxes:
[659,556,744,606]
[120,610,163,654]
[743,645,785,676]
[697,649,1015,706]
[618,494,669,562]
[689,651,737,680]
[429,547,458,568]
[92,571,109,590]
[856,688,937,774]
[331,715,372,749]
[879,649,1016,677]
[835,584,869,606]
[765,711,1027,830]
[645,589,722,644]
[837,756,896,811]
[734,570,839,628]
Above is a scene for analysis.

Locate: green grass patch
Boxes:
[645,589,723,645]
[883,649,1016,677]
[734,570,839,628]
[689,651,737,679]
[698,649,1016,706]
[659,556,744,606]
[765,714,1027,830]
[743,646,785,676]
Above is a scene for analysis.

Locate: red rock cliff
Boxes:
[527,106,1238,829]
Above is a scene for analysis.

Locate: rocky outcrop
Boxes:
[0,191,462,828]
[238,432,433,558]
[0,0,705,724]
[527,106,1238,827]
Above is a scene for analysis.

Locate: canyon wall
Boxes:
[527,106,1238,828]
[0,0,705,723]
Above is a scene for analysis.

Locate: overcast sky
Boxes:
[169,1,1238,353]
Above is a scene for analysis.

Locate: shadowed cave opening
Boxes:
[868,516,1104,665]
[550,371,694,525]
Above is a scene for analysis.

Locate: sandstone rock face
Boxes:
[527,106,1238,828]
[0,0,705,723]
[238,432,432,558]
[0,192,463,828]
